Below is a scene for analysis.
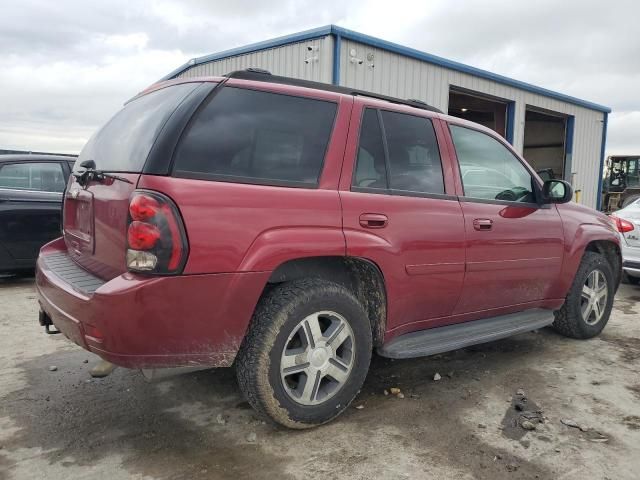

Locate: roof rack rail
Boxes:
[223,69,442,113]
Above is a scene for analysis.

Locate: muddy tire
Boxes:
[552,252,615,339]
[235,278,372,429]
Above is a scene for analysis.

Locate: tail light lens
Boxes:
[610,214,635,233]
[126,190,188,274]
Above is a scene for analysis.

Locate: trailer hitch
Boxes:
[39,310,60,335]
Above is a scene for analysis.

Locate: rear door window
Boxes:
[77,83,200,173]
[0,162,66,192]
[352,108,445,195]
[172,87,337,187]
[381,110,444,194]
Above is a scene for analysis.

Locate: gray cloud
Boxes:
[0,0,637,155]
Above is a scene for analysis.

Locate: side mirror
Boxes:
[542,179,573,204]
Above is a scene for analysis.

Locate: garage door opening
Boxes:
[448,89,511,139]
[523,108,573,181]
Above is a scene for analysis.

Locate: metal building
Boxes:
[161,25,610,209]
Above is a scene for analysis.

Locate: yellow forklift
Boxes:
[601,155,640,213]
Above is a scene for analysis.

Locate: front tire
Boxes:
[552,252,615,339]
[236,278,372,429]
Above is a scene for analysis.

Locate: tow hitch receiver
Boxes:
[39,309,60,335]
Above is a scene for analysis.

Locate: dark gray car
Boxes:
[0,154,75,274]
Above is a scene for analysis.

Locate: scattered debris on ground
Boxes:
[216,413,228,425]
[501,391,545,440]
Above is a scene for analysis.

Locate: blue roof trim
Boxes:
[158,25,333,82]
[331,26,610,113]
[161,24,611,113]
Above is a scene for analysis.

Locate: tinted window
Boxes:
[173,87,337,186]
[0,162,65,192]
[450,125,535,203]
[382,111,444,194]
[353,109,387,189]
[77,83,199,172]
[353,109,445,195]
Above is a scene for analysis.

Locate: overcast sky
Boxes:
[0,0,637,157]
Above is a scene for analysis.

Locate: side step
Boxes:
[378,308,555,359]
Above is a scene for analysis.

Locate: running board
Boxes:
[378,308,555,359]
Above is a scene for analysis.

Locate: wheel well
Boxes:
[267,257,387,347]
[585,240,622,288]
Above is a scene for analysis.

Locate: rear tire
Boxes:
[622,271,640,285]
[236,278,372,429]
[552,252,615,339]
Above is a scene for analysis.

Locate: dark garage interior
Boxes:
[523,108,570,180]
[448,89,508,138]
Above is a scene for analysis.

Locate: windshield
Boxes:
[75,83,199,173]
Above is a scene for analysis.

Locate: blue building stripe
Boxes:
[505,102,516,145]
[564,115,575,182]
[332,34,342,85]
[596,113,609,211]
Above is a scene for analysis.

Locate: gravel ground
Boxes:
[1,277,639,479]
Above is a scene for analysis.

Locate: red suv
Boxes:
[36,70,621,428]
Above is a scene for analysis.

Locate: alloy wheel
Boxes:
[580,269,608,326]
[280,311,355,406]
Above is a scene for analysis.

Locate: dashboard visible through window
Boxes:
[450,125,536,203]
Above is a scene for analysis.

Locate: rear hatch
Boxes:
[63,82,200,279]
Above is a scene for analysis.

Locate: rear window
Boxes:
[76,83,199,172]
[172,87,337,187]
[0,162,66,192]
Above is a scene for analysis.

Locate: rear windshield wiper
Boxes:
[73,160,133,186]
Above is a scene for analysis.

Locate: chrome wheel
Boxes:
[581,269,608,325]
[280,311,355,406]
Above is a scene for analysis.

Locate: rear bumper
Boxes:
[621,241,640,278]
[36,238,269,368]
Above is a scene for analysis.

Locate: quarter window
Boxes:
[450,125,536,203]
[0,162,66,192]
[173,87,337,186]
[353,108,445,195]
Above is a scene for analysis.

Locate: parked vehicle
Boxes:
[610,198,640,284]
[601,155,640,213]
[0,154,75,274]
[36,70,621,428]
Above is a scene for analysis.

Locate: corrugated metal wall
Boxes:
[339,39,605,209]
[177,36,334,84]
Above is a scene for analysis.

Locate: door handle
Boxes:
[359,213,388,229]
[473,218,493,231]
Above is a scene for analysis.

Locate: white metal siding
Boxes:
[339,39,605,209]
[177,36,334,84]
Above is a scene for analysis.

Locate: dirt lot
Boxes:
[1,278,639,480]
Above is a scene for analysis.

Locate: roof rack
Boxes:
[223,69,442,113]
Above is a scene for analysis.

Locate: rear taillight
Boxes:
[610,214,635,233]
[126,190,188,274]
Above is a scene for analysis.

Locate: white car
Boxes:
[611,198,640,284]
